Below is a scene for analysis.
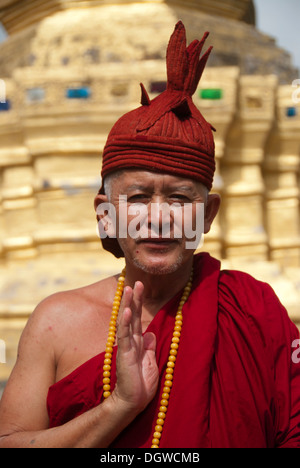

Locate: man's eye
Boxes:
[169,194,190,202]
[128,194,148,202]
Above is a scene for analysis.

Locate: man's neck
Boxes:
[123,257,194,314]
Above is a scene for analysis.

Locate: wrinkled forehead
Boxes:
[107,169,208,196]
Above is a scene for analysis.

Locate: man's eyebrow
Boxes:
[125,184,150,191]
[167,185,197,193]
[124,183,197,192]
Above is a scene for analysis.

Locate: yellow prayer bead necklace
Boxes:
[102,266,194,448]
[102,268,126,399]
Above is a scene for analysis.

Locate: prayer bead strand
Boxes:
[102,268,126,399]
[150,269,193,448]
[102,266,193,448]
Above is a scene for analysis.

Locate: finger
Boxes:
[117,306,132,353]
[120,286,133,312]
[131,281,144,335]
[143,332,156,352]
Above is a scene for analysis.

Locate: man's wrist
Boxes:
[105,390,141,424]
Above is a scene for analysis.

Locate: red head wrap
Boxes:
[101,21,215,190]
[98,21,216,257]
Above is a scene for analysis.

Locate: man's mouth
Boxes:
[136,237,179,248]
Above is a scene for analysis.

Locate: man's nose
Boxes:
[147,198,174,236]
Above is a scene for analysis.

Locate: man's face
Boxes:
[96,170,220,275]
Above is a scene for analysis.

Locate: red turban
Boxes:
[98,21,216,257]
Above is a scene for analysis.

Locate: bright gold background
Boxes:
[0,0,299,382]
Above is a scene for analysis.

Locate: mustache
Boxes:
[135,237,180,243]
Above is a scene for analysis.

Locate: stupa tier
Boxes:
[0,0,299,380]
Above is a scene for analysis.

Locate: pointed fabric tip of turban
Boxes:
[99,21,216,257]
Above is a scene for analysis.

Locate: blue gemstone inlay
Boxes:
[286,106,297,117]
[66,87,91,99]
[26,88,45,102]
[0,100,11,111]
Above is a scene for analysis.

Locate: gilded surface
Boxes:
[0,0,299,379]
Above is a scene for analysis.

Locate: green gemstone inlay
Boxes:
[199,88,223,100]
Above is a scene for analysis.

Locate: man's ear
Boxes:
[94,193,109,221]
[204,193,221,234]
[94,193,116,238]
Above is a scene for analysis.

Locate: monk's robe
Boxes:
[47,253,300,448]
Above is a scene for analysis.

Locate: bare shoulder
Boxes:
[0,274,119,436]
[13,273,118,371]
[27,274,120,380]
[30,274,118,330]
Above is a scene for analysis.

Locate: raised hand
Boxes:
[112,281,159,413]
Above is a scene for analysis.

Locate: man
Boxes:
[0,22,299,448]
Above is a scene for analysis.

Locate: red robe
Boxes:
[47,253,300,448]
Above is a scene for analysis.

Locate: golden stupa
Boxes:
[0,0,299,382]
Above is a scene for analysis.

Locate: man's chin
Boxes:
[132,252,184,275]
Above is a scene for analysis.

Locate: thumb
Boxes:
[143,332,156,352]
